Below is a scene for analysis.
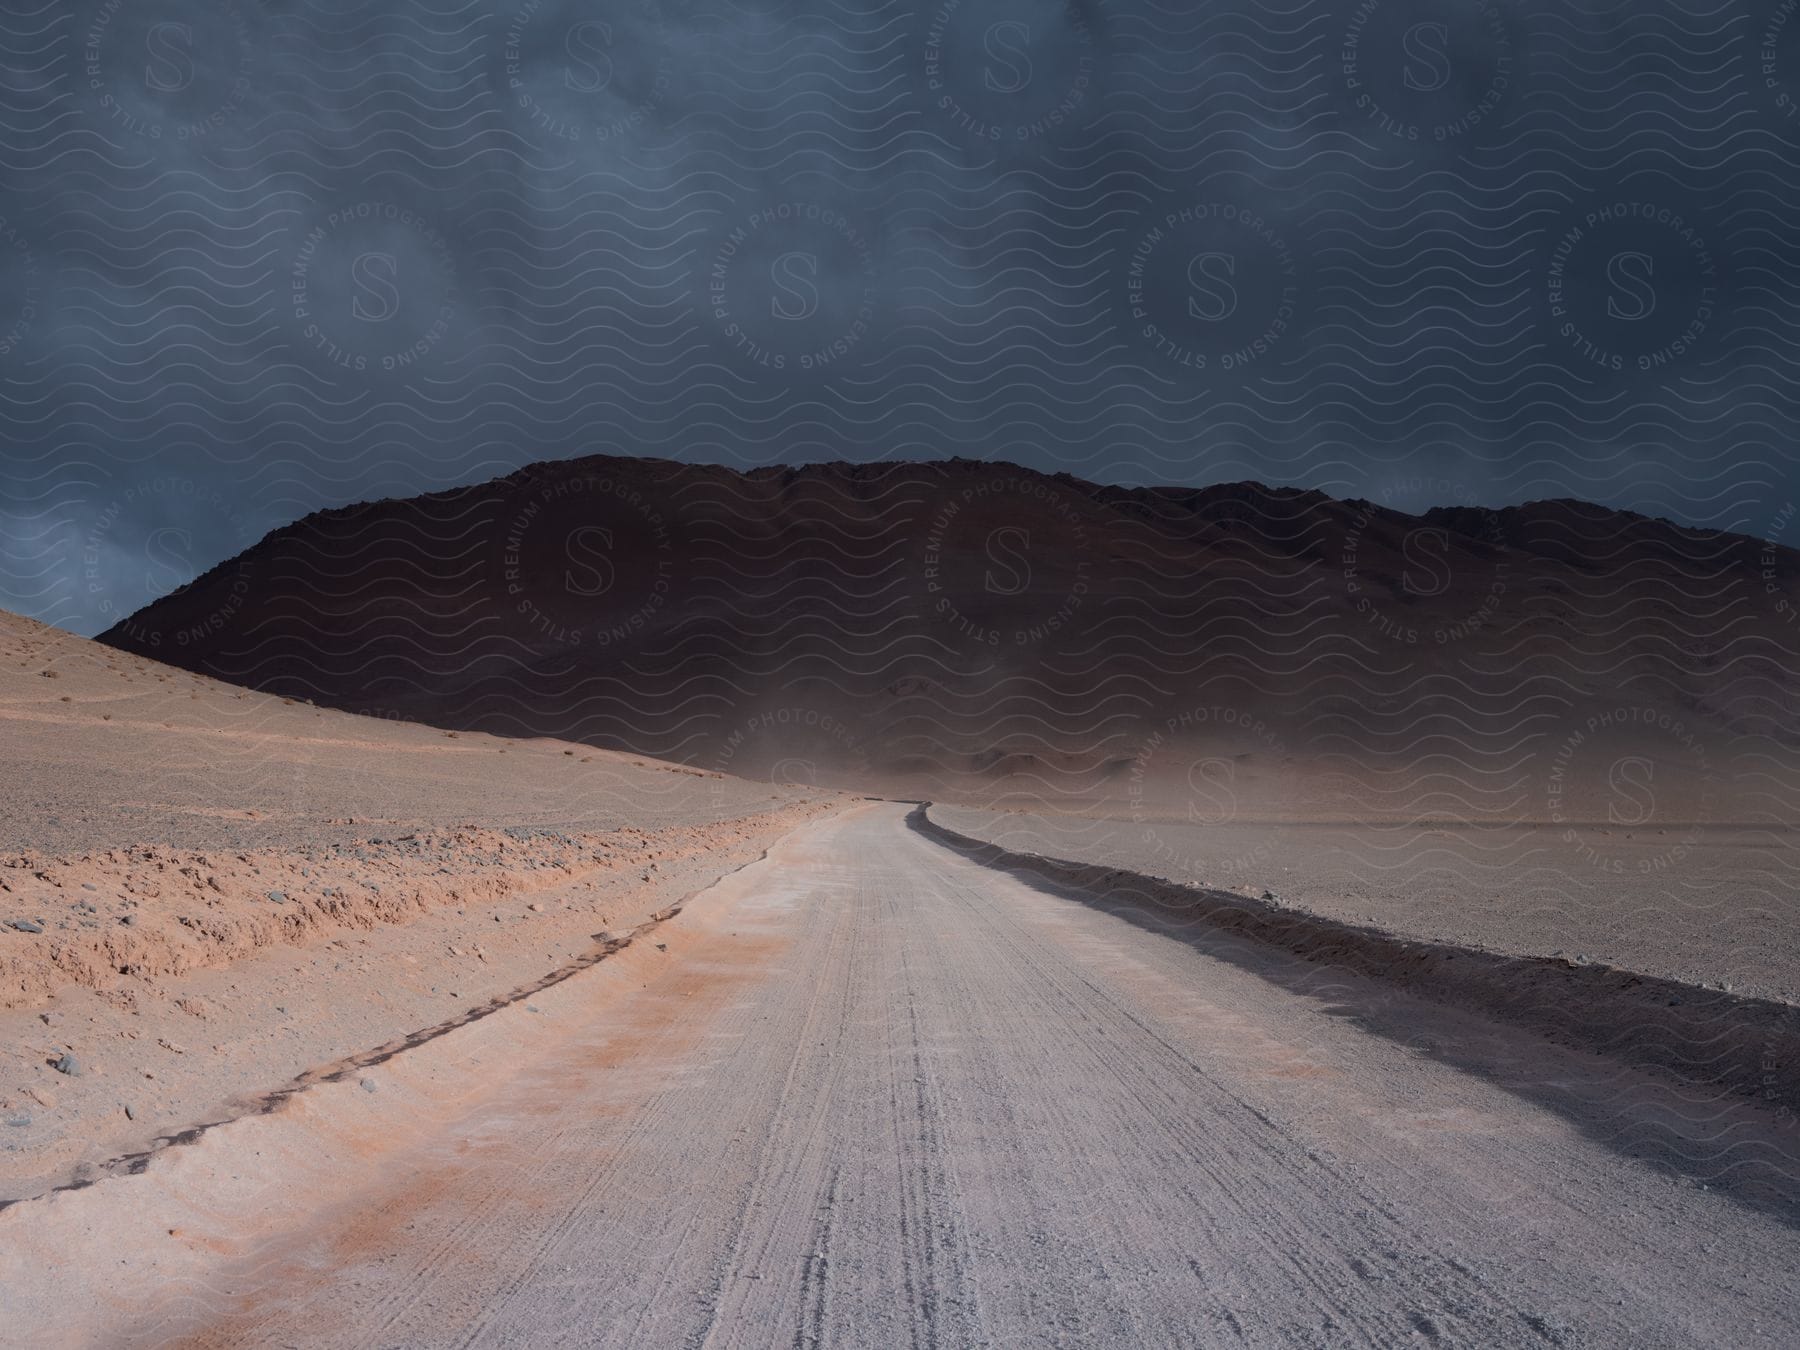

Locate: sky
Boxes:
[3,0,1800,634]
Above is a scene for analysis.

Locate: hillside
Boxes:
[98,455,1800,818]
[0,608,836,1197]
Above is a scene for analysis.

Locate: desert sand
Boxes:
[3,462,1797,1345]
[92,455,1800,1003]
[0,609,837,1200]
[5,805,1798,1348]
[932,806,1800,1003]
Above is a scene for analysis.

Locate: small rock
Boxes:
[123,1103,135,1120]
[360,1078,378,1093]
[266,891,287,904]
[53,1053,81,1077]
[3,1114,30,1128]
[527,903,543,913]
[7,920,44,934]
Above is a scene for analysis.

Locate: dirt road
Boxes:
[19,804,1800,1347]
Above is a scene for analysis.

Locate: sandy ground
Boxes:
[930,806,1800,1004]
[5,600,1795,1344]
[0,610,840,1199]
[5,804,1796,1347]
[2,609,799,855]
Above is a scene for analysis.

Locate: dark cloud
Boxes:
[2,0,1796,633]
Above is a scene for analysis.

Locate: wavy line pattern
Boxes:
[3,0,1800,1206]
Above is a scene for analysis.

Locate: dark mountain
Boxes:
[100,455,1800,814]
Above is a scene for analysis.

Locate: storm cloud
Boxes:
[2,0,1796,633]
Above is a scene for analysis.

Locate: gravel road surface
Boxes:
[112,804,1800,1347]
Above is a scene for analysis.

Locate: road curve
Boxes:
[125,803,1799,1347]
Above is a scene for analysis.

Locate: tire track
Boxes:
[100,803,1800,1350]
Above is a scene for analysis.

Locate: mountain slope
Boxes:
[98,454,1800,815]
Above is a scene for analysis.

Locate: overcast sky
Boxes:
[3,0,1798,634]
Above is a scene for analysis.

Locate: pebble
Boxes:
[7,919,44,934]
[53,1053,81,1077]
[266,891,287,904]
[3,1115,29,1129]
[360,1078,378,1093]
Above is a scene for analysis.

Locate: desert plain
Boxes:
[1,460,1797,1346]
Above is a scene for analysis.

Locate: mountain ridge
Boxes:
[166,452,1787,560]
[98,453,1800,810]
